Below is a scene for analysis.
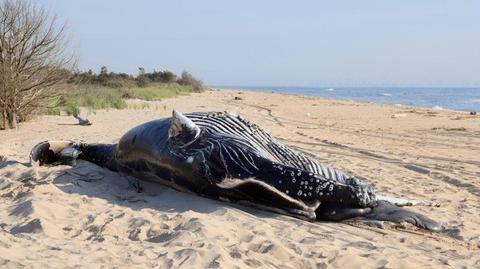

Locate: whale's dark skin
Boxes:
[30,111,442,231]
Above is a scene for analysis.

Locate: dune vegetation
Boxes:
[44,66,206,117]
[46,82,200,117]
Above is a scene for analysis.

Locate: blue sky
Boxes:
[38,0,479,87]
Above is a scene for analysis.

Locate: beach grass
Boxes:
[47,83,198,115]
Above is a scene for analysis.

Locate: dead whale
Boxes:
[30,110,442,231]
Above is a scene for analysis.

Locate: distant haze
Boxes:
[38,1,480,87]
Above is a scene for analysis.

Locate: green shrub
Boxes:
[46,107,61,116]
[106,95,127,109]
[65,103,80,117]
[177,71,204,92]
[104,78,136,88]
[136,76,150,88]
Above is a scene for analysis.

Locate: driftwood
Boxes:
[73,115,92,126]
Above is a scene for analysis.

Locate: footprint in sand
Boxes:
[146,230,180,243]
[127,217,150,241]
[10,218,43,234]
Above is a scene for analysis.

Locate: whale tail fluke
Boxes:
[30,140,118,171]
[30,140,79,166]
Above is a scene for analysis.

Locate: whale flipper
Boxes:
[216,177,318,220]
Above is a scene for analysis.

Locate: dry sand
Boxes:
[0,89,479,268]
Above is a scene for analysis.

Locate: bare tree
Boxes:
[0,0,75,129]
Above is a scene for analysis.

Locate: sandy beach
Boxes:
[0,88,479,268]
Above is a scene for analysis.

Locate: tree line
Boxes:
[72,66,204,92]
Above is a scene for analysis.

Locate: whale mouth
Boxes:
[366,200,443,232]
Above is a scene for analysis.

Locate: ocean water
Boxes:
[226,87,480,112]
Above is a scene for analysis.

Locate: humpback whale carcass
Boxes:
[30,110,442,231]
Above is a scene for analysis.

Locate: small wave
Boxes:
[432,105,443,110]
[380,93,392,97]
[325,88,335,91]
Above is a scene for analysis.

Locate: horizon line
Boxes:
[212,85,480,89]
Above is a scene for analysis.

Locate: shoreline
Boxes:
[214,86,479,113]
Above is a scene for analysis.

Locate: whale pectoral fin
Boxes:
[365,200,443,232]
[216,177,318,220]
[168,110,200,146]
